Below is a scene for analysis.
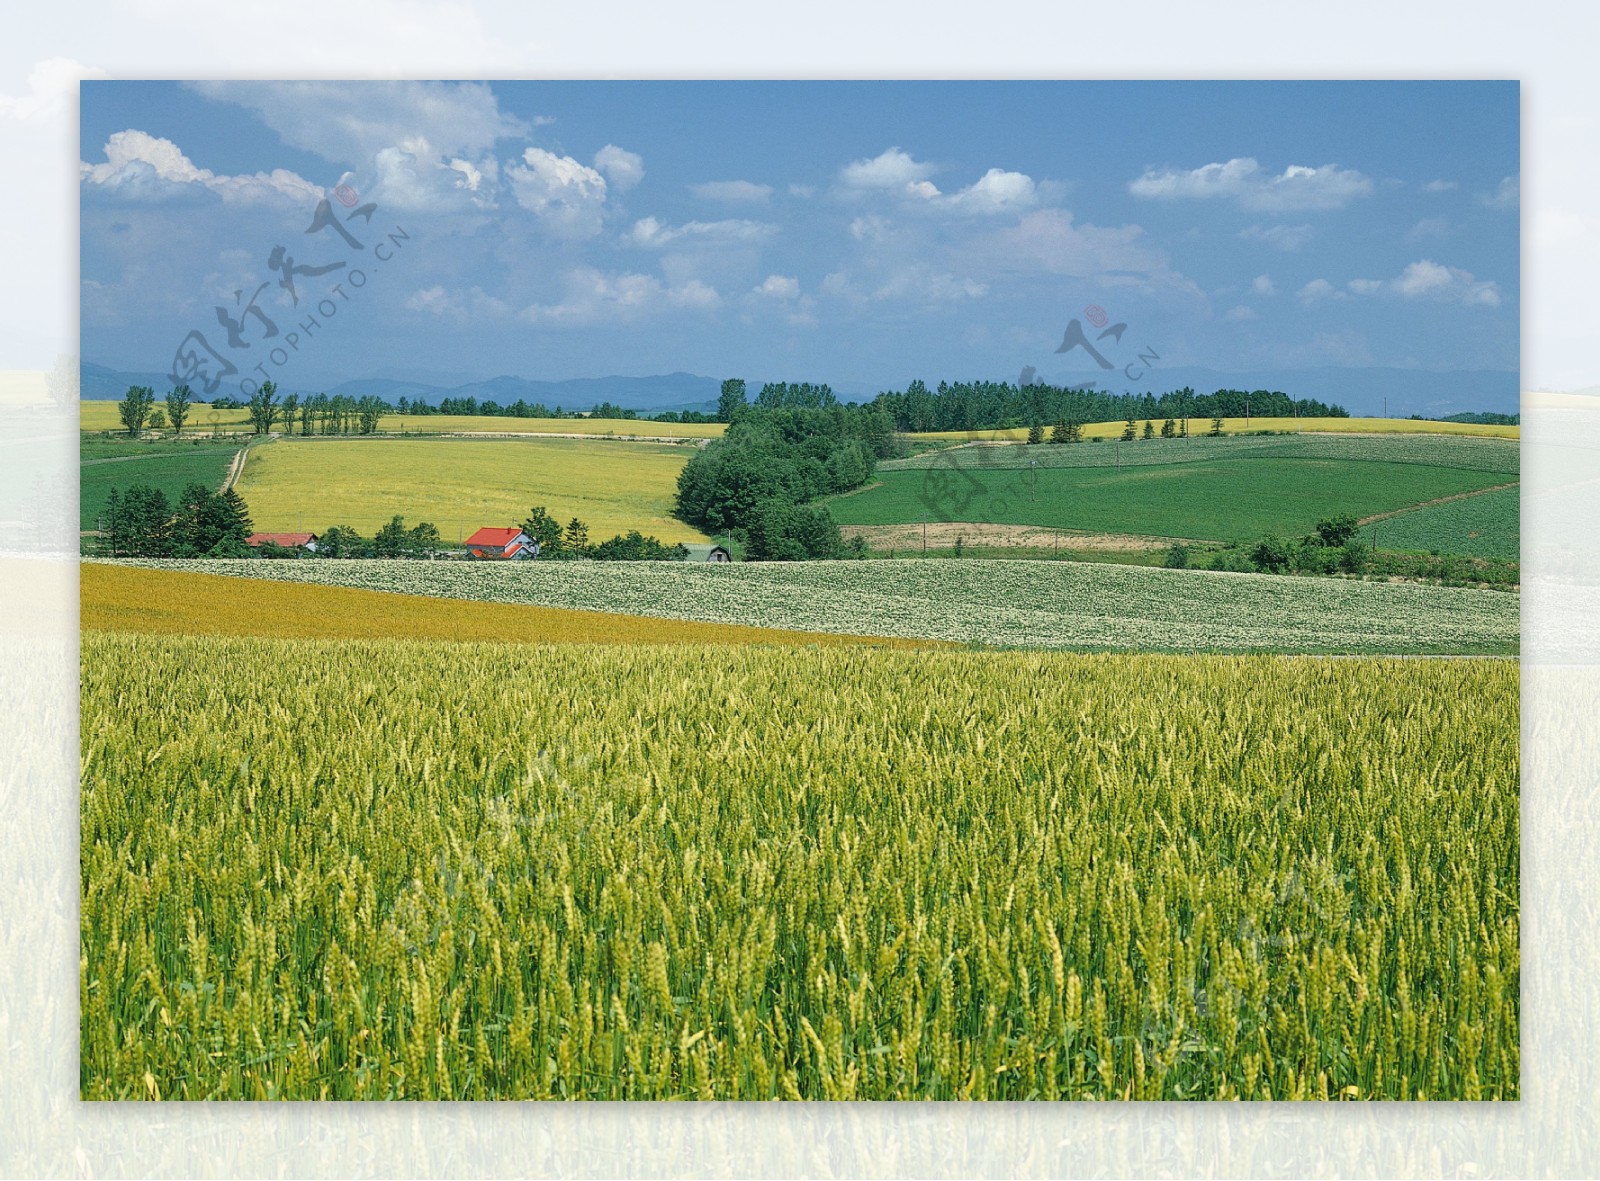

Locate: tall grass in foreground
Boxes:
[81,635,1518,1099]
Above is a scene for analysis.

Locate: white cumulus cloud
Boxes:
[626,217,774,249]
[189,80,527,164]
[839,147,936,193]
[507,148,609,238]
[1296,278,1346,303]
[1482,175,1519,211]
[403,285,512,321]
[593,145,644,192]
[752,275,800,300]
[1338,260,1502,307]
[1130,157,1373,212]
[80,129,323,206]
[520,267,721,324]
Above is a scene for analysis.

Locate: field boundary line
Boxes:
[1357,480,1520,526]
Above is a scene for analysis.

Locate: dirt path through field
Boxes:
[1356,480,1519,526]
[220,445,248,493]
[841,521,1202,551]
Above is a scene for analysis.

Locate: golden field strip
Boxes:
[80,564,941,650]
[79,400,727,439]
[80,400,1513,441]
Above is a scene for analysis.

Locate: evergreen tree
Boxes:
[1142,419,1155,440]
[1161,418,1176,438]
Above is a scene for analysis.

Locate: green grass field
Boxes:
[116,558,1521,654]
[1372,486,1521,560]
[829,456,1510,545]
[232,436,710,543]
[79,439,239,531]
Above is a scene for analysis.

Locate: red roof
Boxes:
[246,532,317,547]
[464,526,523,548]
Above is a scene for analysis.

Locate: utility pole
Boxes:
[922,512,927,555]
[1030,459,1036,502]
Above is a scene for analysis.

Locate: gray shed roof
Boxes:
[682,543,731,562]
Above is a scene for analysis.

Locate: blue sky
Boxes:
[80,80,1519,398]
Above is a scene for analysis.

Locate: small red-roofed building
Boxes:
[464,526,539,560]
[246,531,319,553]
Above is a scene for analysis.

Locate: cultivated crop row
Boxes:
[111,558,1522,654]
[882,432,1521,475]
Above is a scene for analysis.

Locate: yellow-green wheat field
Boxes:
[80,634,1519,1100]
[233,436,708,542]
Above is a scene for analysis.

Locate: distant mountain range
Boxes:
[79,363,724,415]
[81,361,1520,420]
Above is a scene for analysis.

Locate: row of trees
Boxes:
[103,481,253,557]
[116,385,194,437]
[518,506,688,561]
[867,380,1348,434]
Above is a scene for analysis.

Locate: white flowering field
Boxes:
[110,558,1519,654]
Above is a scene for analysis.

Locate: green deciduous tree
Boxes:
[165,385,193,436]
[318,525,366,558]
[587,531,689,561]
[520,506,564,555]
[373,515,410,558]
[118,385,155,437]
[248,381,279,435]
[406,521,442,558]
[1314,514,1361,548]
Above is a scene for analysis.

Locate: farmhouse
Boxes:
[246,531,319,553]
[464,526,539,560]
[682,543,732,563]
